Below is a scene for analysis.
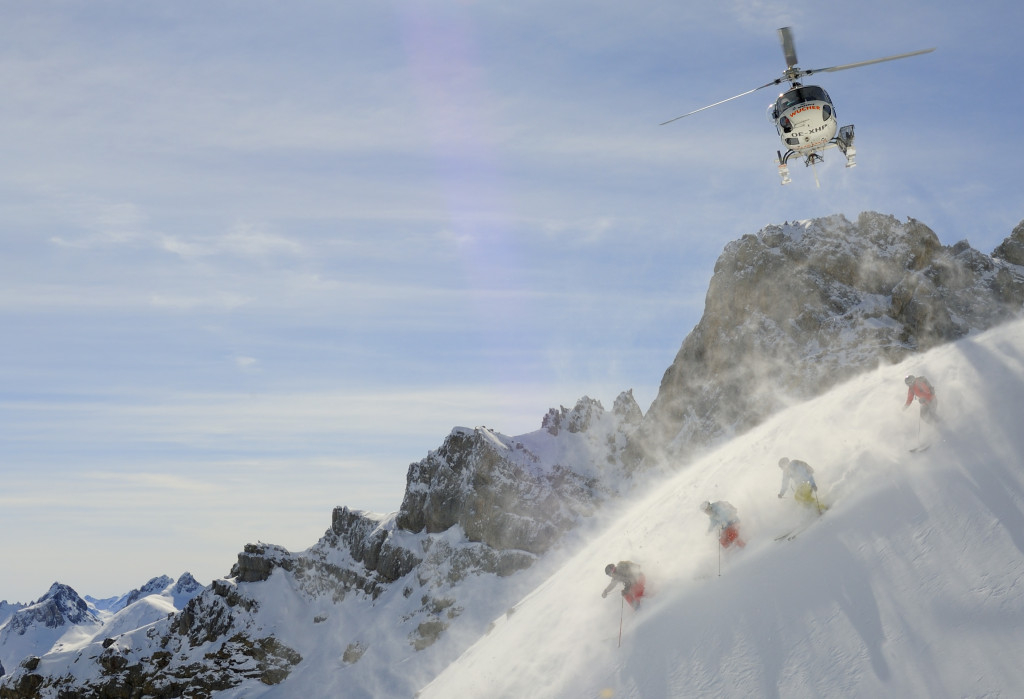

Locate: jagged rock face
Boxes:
[396,408,627,555]
[638,212,1024,463]
[613,389,644,427]
[993,219,1024,266]
[123,575,173,608]
[5,584,96,634]
[326,508,419,584]
[171,572,203,598]
[0,603,25,631]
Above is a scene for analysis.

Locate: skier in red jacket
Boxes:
[903,375,938,424]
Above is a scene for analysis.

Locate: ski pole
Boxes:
[618,595,624,648]
[718,526,722,577]
[814,490,823,515]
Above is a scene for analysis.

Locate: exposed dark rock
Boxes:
[124,576,173,607]
[993,219,1024,266]
[636,212,1024,464]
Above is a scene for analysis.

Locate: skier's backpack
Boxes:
[918,377,935,400]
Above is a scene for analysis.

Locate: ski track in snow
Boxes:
[418,318,1024,699]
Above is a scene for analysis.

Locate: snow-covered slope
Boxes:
[420,318,1024,698]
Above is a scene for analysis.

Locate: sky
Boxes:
[1,0,1022,602]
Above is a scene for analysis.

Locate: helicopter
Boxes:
[661,27,935,185]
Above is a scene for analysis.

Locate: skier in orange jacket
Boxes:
[903,375,938,424]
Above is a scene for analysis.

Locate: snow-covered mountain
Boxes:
[0,583,99,681]
[0,573,202,693]
[419,316,1024,698]
[84,573,203,616]
[0,401,644,698]
[2,212,1021,698]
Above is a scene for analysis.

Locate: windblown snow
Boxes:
[419,318,1024,698]
[5,320,1023,698]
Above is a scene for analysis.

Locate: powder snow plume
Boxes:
[419,317,1024,698]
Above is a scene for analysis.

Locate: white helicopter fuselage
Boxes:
[659,27,932,184]
[771,85,838,156]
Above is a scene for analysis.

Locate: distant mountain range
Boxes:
[0,573,202,692]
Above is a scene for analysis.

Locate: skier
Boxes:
[701,500,746,548]
[777,457,819,508]
[903,374,939,424]
[601,561,646,610]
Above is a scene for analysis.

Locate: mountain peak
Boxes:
[637,211,1024,464]
[8,583,96,633]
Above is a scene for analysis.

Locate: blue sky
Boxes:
[1,1,1021,602]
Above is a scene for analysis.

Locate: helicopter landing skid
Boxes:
[836,124,856,168]
[775,151,792,185]
[775,123,856,184]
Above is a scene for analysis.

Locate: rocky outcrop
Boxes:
[993,219,1024,266]
[637,212,1024,463]
[123,576,174,608]
[3,584,96,634]
[396,402,634,555]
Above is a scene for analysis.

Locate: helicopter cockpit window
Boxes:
[776,86,832,113]
[800,86,830,103]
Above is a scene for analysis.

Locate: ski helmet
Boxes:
[778,457,790,468]
[605,563,616,575]
[700,501,711,512]
[905,375,916,386]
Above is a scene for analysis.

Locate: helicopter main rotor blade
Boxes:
[778,27,798,69]
[660,80,780,125]
[804,47,935,76]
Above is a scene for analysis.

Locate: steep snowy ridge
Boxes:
[420,318,1024,698]
[638,212,1024,464]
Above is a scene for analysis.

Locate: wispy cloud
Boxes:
[0,0,1019,603]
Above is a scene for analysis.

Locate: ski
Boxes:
[776,512,825,541]
[910,444,931,453]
